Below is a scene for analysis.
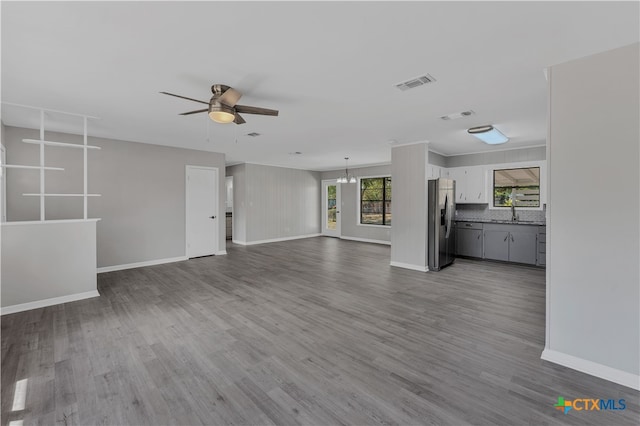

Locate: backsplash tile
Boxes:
[455,204,546,223]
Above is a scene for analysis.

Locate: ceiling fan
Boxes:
[160,84,279,125]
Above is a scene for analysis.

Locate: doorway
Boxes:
[186,165,219,258]
[322,180,341,237]
[225,176,233,240]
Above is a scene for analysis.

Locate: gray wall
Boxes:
[390,143,429,270]
[2,221,97,308]
[227,163,320,244]
[547,44,639,378]
[428,151,447,167]
[3,126,226,268]
[320,164,392,243]
[445,146,545,168]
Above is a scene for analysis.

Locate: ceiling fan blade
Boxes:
[235,105,279,116]
[218,87,243,107]
[179,108,208,116]
[234,113,246,125]
[160,92,209,105]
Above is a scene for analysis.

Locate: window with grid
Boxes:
[360,177,391,226]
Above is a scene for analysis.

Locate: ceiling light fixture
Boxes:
[208,101,235,124]
[467,125,508,144]
[337,157,357,184]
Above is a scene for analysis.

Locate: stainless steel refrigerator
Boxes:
[428,178,456,271]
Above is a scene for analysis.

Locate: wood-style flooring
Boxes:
[2,237,639,425]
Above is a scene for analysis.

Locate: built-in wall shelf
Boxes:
[23,193,101,197]
[0,165,65,171]
[1,102,102,222]
[22,139,101,150]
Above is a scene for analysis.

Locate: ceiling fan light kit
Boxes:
[467,125,509,145]
[161,84,279,125]
[208,102,236,124]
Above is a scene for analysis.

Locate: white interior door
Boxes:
[322,180,341,237]
[186,166,218,258]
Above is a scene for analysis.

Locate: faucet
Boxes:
[511,204,518,221]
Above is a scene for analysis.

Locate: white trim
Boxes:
[97,256,187,273]
[441,144,546,158]
[3,101,100,120]
[232,239,247,245]
[389,140,430,148]
[314,161,392,173]
[340,236,391,246]
[545,67,552,351]
[243,161,318,172]
[1,290,100,316]
[235,233,321,246]
[1,218,100,226]
[541,348,640,391]
[390,261,429,272]
[185,165,219,258]
[243,160,393,173]
[428,147,448,157]
[356,223,392,228]
[216,250,227,255]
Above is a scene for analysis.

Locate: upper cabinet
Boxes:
[427,164,442,179]
[432,160,546,208]
[445,166,487,204]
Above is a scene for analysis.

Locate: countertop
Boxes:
[455,218,546,226]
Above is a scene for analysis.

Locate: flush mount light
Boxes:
[208,102,236,124]
[467,125,508,144]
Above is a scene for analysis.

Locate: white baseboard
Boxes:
[235,233,322,246]
[1,290,100,316]
[340,236,391,246]
[390,261,429,272]
[541,348,640,391]
[97,256,188,273]
[216,250,228,255]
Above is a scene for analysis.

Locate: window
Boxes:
[493,167,540,207]
[360,177,391,226]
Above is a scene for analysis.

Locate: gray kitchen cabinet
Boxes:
[483,229,510,261]
[537,226,546,266]
[509,230,537,264]
[456,222,483,258]
[483,223,538,265]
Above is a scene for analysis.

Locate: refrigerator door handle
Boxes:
[444,193,452,239]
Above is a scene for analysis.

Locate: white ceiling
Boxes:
[2,1,638,170]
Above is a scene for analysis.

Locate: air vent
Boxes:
[246,132,260,137]
[440,110,475,121]
[395,73,437,91]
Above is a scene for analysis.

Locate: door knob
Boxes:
[210,216,216,219]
